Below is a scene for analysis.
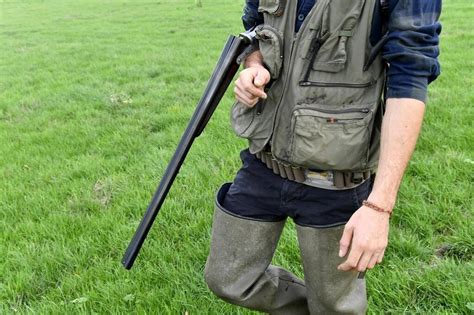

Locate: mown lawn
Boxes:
[0,0,472,314]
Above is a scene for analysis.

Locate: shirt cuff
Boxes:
[386,74,429,103]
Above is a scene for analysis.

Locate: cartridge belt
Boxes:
[254,151,371,190]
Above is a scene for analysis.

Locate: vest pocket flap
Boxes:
[231,101,256,138]
[256,25,284,79]
[231,100,271,143]
[312,35,348,73]
[258,0,286,16]
[289,106,374,170]
[308,0,367,74]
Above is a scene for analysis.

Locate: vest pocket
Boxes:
[258,0,286,16]
[231,101,257,138]
[256,25,284,79]
[312,33,348,73]
[307,0,366,74]
[289,105,374,170]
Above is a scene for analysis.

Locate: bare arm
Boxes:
[369,98,426,209]
[244,50,264,69]
[338,98,426,272]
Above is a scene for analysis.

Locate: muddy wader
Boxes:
[206,0,385,313]
[205,153,370,314]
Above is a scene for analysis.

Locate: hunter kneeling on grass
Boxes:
[204,0,441,314]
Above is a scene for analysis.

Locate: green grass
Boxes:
[0,0,472,314]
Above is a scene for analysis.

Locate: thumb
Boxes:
[254,70,269,88]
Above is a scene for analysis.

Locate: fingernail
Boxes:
[262,94,267,99]
[338,250,343,257]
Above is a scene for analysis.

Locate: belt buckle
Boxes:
[304,170,336,188]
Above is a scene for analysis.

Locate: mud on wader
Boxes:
[206,0,386,313]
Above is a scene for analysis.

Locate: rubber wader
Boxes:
[297,225,367,314]
[205,206,309,315]
[205,206,367,314]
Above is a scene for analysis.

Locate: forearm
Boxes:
[244,50,264,69]
[369,98,426,211]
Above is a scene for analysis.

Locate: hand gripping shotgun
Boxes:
[122,30,258,270]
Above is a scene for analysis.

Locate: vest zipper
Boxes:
[302,37,323,82]
[269,27,299,148]
[299,80,376,88]
[296,107,370,114]
[268,0,325,152]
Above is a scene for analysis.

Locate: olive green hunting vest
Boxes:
[231,0,386,173]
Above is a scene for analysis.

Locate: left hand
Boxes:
[337,205,390,272]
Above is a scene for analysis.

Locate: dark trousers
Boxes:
[223,149,372,227]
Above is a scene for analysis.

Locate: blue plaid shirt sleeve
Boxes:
[242,0,263,30]
[383,0,442,102]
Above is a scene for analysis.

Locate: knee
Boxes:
[204,261,240,301]
[204,258,259,304]
[203,262,224,297]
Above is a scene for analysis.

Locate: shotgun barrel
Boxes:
[122,31,256,270]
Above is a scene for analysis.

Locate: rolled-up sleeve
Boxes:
[383,0,442,102]
[242,0,264,30]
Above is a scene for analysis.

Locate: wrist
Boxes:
[245,61,266,70]
[367,190,397,213]
[244,50,264,69]
[362,200,392,217]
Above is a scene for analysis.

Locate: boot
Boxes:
[296,225,367,315]
[204,184,309,315]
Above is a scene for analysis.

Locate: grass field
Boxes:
[0,0,473,314]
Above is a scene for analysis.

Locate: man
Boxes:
[205,0,441,314]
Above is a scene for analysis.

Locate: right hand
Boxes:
[234,65,271,107]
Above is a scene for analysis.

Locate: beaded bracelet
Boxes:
[362,200,392,216]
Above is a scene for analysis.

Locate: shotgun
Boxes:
[122,30,257,270]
